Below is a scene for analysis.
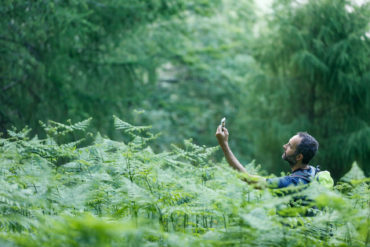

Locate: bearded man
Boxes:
[215,125,319,188]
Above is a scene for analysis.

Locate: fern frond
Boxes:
[7,127,31,140]
[39,118,92,138]
[70,118,92,131]
[113,115,151,133]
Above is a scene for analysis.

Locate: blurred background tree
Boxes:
[245,0,370,178]
[1,0,369,179]
[0,0,222,136]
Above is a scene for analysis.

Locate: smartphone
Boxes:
[220,117,226,130]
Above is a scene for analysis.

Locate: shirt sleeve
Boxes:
[266,176,308,189]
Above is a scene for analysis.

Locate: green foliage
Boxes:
[0,0,368,195]
[0,0,259,172]
[0,118,368,246]
[246,0,370,178]
[0,0,221,136]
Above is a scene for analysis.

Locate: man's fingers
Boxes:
[216,125,229,137]
[215,125,221,135]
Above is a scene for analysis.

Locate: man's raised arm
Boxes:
[215,125,265,185]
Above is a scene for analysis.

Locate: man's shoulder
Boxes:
[266,165,319,189]
[291,166,316,180]
[267,176,308,189]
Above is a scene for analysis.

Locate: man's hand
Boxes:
[215,125,229,146]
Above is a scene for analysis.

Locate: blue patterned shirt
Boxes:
[266,166,317,189]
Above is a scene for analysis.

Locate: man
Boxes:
[215,125,319,188]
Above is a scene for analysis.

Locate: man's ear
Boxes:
[296,153,303,162]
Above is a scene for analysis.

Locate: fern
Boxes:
[7,127,32,141]
[113,115,151,134]
[0,117,368,246]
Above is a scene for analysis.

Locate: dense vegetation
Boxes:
[249,0,370,179]
[0,118,368,246]
[1,0,369,179]
[1,0,369,245]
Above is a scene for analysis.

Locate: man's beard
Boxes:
[282,151,297,166]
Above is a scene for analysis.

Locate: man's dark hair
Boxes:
[295,132,319,164]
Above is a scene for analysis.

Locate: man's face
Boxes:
[282,135,302,166]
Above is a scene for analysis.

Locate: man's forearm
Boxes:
[219,142,247,173]
[219,142,265,185]
[215,126,265,186]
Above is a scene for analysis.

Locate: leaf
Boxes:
[113,115,151,133]
[70,118,92,131]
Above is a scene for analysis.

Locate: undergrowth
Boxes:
[0,117,368,247]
